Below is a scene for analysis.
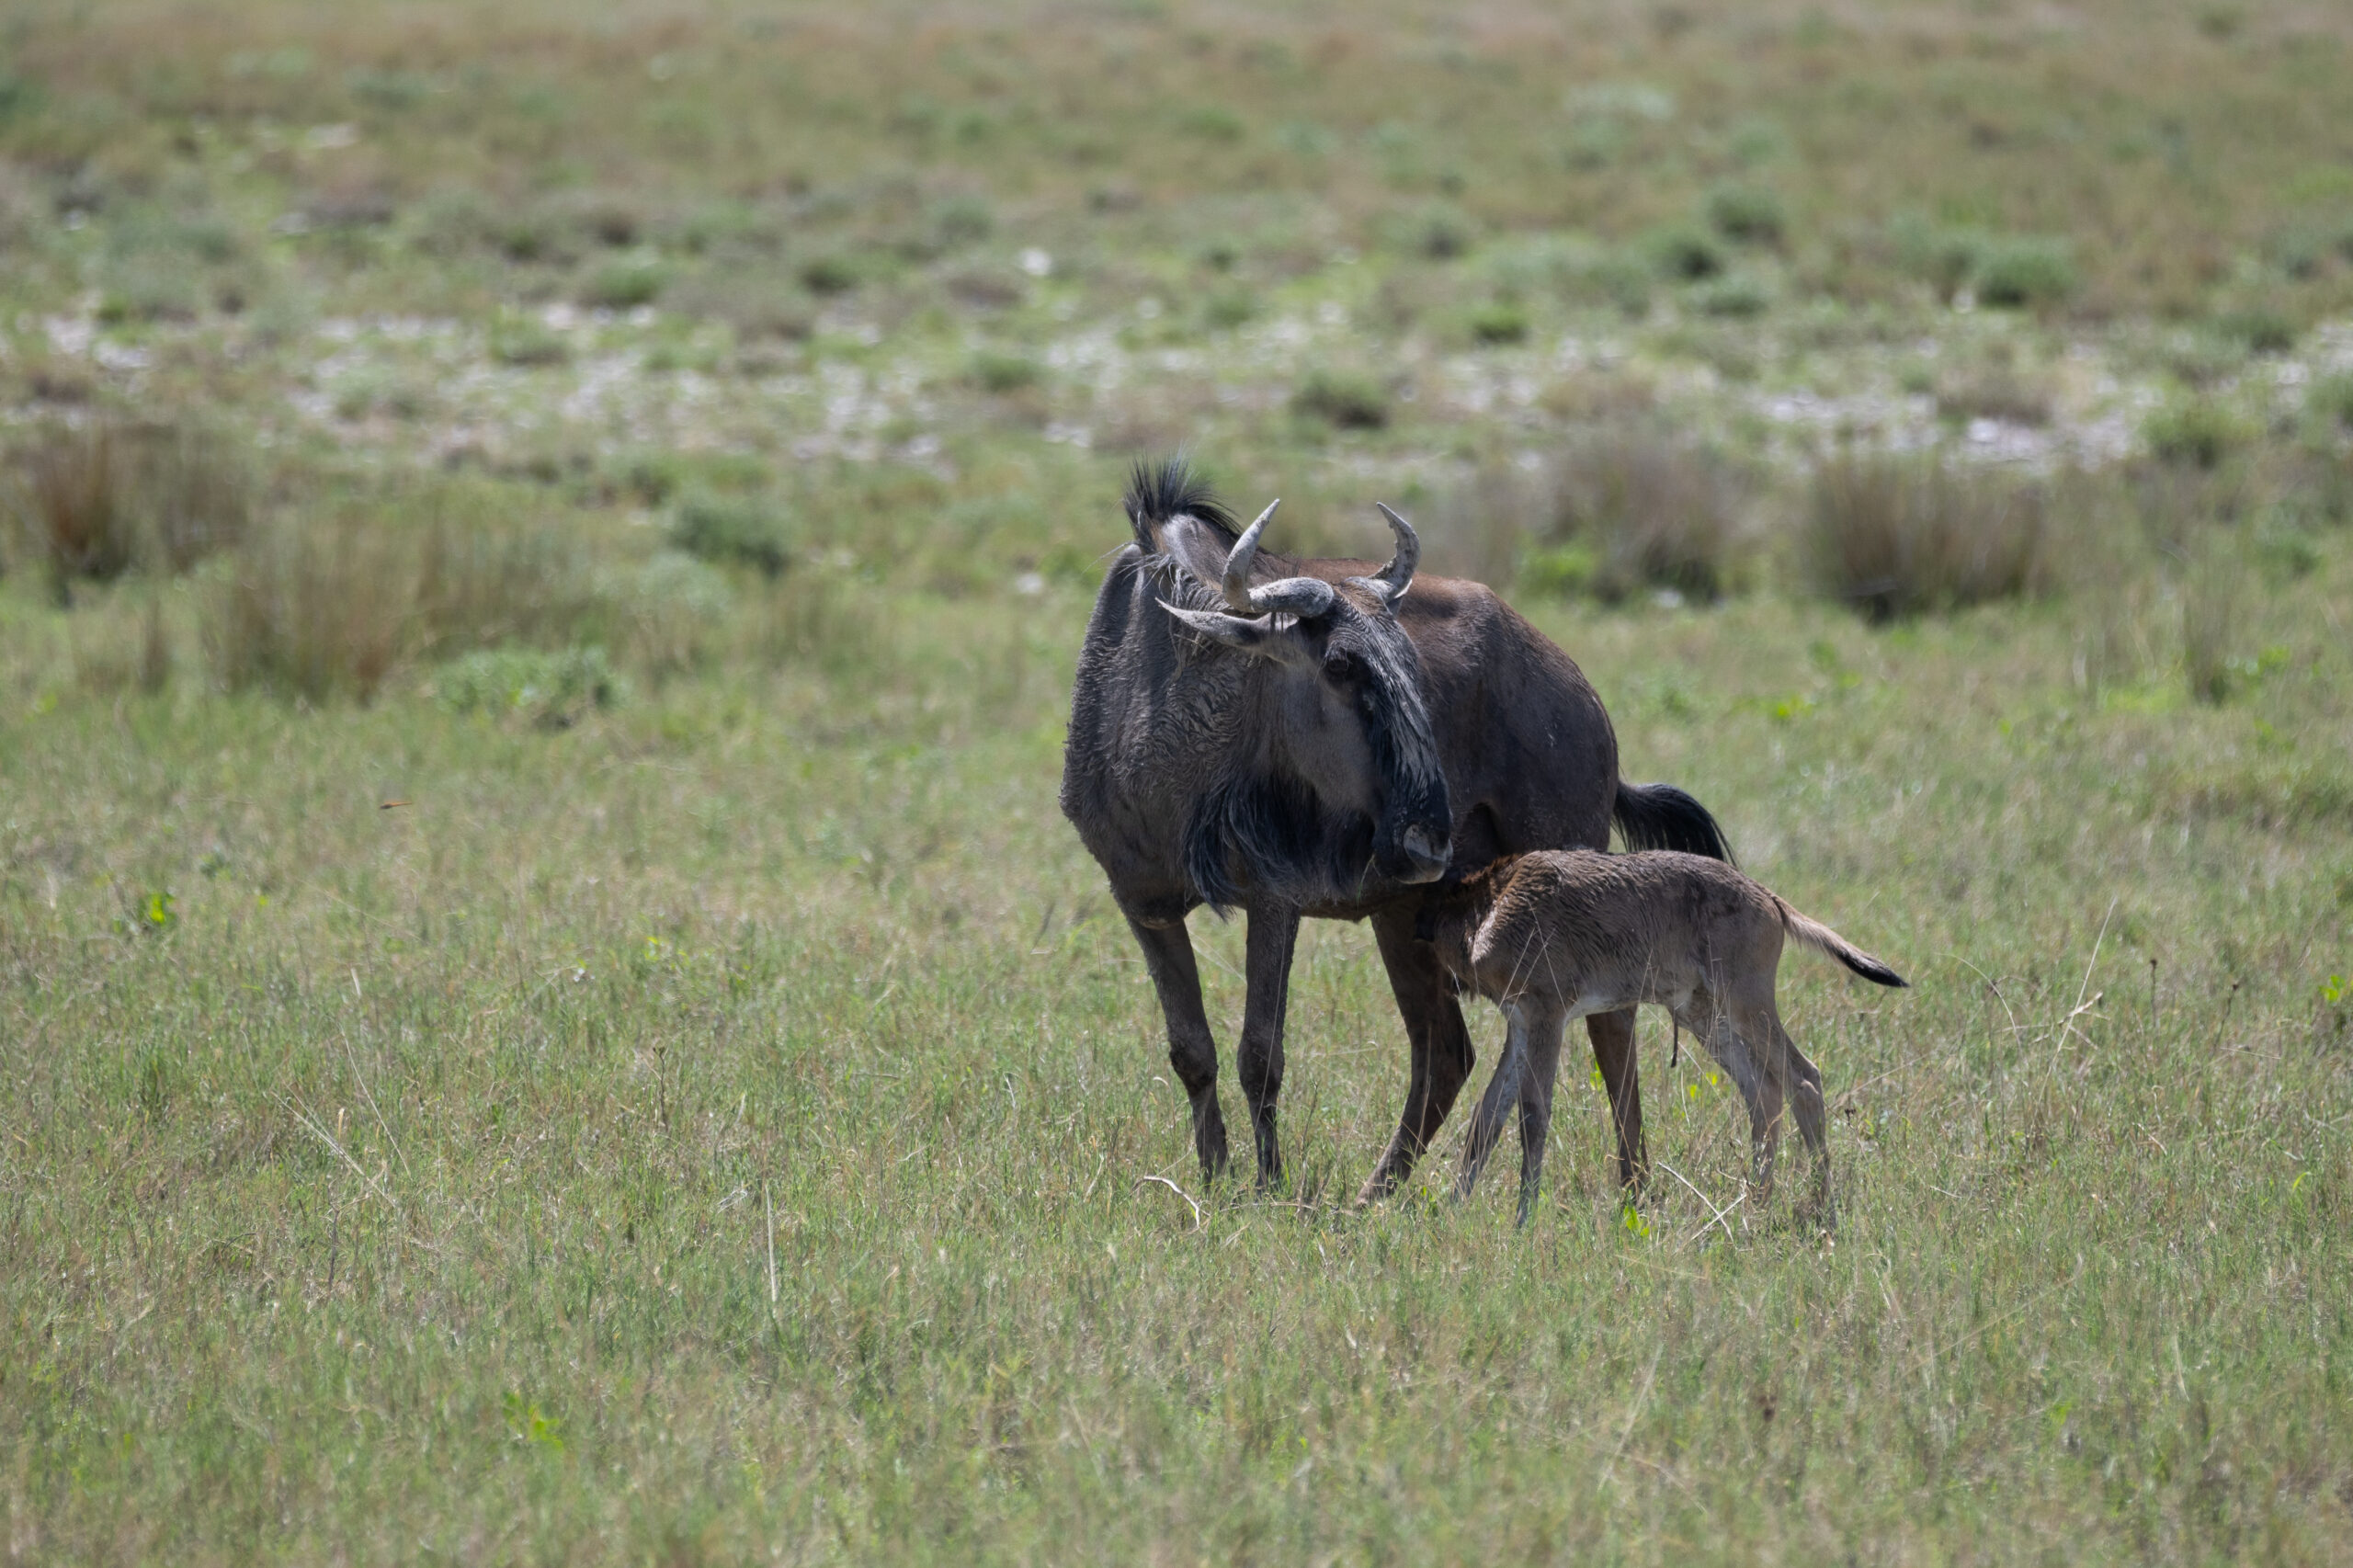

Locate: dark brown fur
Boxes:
[1423,850,1905,1224]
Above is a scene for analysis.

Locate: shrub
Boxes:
[6,415,251,601]
[1973,237,2075,309]
[799,254,861,295]
[489,318,571,367]
[969,351,1043,393]
[1290,369,1391,430]
[602,551,733,676]
[668,494,790,577]
[1540,426,1745,603]
[1692,274,1771,317]
[1807,450,2056,621]
[1402,202,1476,260]
[1467,302,1529,345]
[12,421,135,597]
[206,514,409,702]
[2310,372,2353,430]
[2217,306,2297,354]
[1202,289,1257,329]
[1888,217,1984,302]
[436,645,623,728]
[1647,227,1724,281]
[2144,398,2248,469]
[1705,184,1784,245]
[580,258,667,311]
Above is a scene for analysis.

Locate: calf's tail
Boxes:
[1612,780,1736,866]
[1776,901,1907,988]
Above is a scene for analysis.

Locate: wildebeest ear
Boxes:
[1154,513,1237,592]
[1157,601,1314,665]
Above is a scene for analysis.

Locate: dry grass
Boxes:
[4,415,251,603]
[1449,426,1749,604]
[1806,450,2065,622]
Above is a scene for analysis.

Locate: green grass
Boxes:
[4,528,2350,1562]
[2,0,2352,1559]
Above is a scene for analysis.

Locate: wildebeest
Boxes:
[1421,848,1906,1223]
[1060,460,1735,1200]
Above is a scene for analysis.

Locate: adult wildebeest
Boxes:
[1422,848,1906,1224]
[1060,460,1733,1201]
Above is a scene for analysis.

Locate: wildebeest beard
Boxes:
[1182,769,1377,914]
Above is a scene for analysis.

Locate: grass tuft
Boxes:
[1806,449,2061,621]
[1290,369,1391,429]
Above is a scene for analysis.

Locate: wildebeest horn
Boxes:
[1373,505,1420,603]
[1217,499,1336,619]
[1222,499,1279,613]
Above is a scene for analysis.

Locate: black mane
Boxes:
[1124,457,1236,551]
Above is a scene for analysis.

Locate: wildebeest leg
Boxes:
[1237,906,1301,1187]
[1454,1007,1528,1203]
[1358,906,1478,1205]
[1124,914,1229,1179]
[1763,1003,1834,1225]
[1586,1007,1647,1192]
[1677,995,1777,1199]
[1514,1009,1569,1226]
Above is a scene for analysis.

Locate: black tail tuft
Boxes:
[1124,457,1234,551]
[1612,780,1736,867]
[1839,949,1907,988]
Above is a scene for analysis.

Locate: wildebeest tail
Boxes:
[1775,900,1907,988]
[1612,780,1736,867]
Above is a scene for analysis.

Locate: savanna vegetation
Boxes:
[2,1,2350,1562]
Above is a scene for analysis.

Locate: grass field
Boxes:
[4,2,2353,1562]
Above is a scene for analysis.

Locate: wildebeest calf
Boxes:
[1418,850,1906,1224]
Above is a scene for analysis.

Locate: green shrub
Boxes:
[2144,398,2248,469]
[799,254,861,295]
[489,318,571,367]
[1518,541,1597,598]
[1705,184,1784,245]
[1692,274,1771,317]
[1467,302,1529,345]
[1888,217,1984,301]
[669,494,790,577]
[603,551,733,676]
[1974,237,2075,308]
[2217,306,2297,354]
[1202,289,1257,329]
[1542,427,1745,603]
[970,351,1043,393]
[1406,202,1476,260]
[435,645,623,728]
[2310,372,2353,430]
[580,258,667,310]
[1290,369,1391,430]
[1647,227,1723,281]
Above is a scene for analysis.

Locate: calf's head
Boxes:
[1156,499,1451,895]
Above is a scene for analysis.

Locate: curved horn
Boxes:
[1246,575,1336,618]
[1221,499,1279,613]
[1372,504,1420,603]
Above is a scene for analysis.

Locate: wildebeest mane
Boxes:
[1124,457,1235,551]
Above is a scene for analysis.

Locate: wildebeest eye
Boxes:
[1322,650,1358,683]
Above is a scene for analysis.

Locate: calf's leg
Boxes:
[1125,914,1229,1179]
[1514,1009,1570,1226]
[1455,1006,1528,1201]
[1586,1007,1648,1192]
